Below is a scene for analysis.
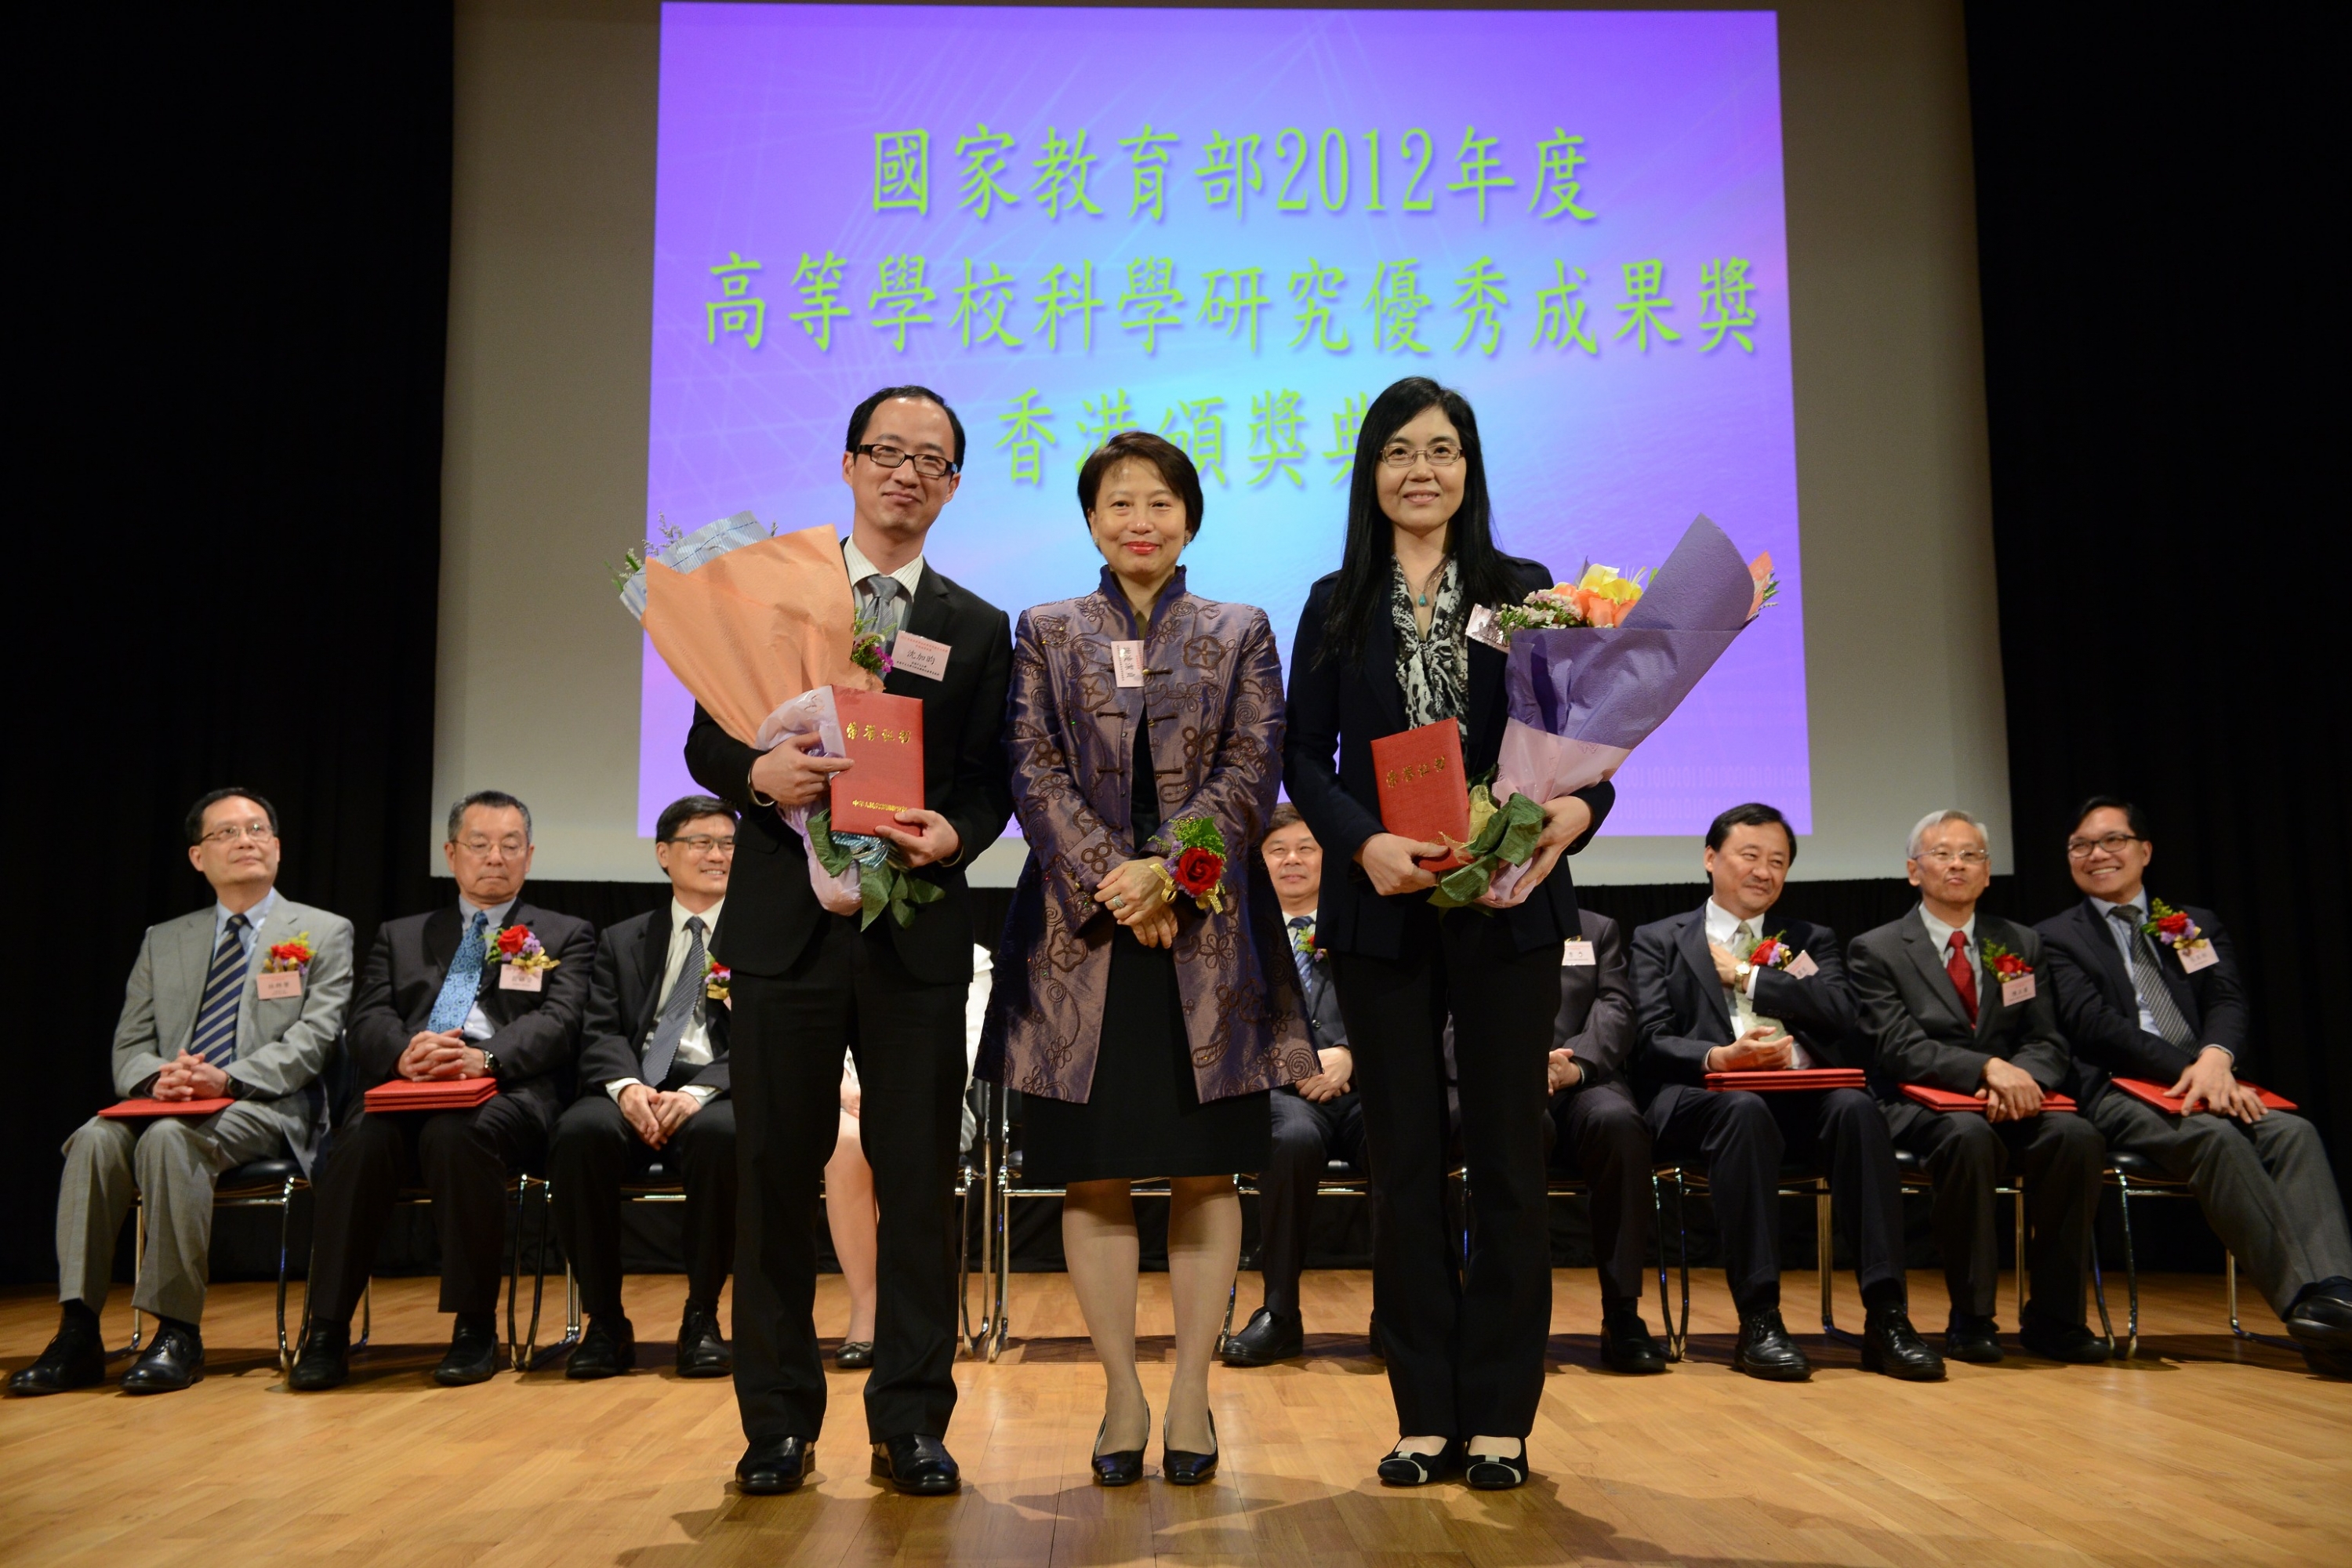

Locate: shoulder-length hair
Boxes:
[1316,376,1519,667]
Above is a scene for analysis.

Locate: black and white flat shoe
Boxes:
[1464,1443,1530,1490]
[1376,1439,1462,1486]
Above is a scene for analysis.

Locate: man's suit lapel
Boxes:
[2073,900,2137,1014]
[884,568,955,699]
[634,910,673,1046]
[162,913,213,1056]
[1973,915,2017,1042]
[1899,909,1972,1029]
[1678,909,1733,1038]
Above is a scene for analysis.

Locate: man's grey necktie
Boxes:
[641,915,707,1089]
[1287,915,1317,1006]
[190,914,250,1067]
[861,574,906,647]
[2110,906,2196,1049]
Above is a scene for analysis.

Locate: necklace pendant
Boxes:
[1417,593,1428,607]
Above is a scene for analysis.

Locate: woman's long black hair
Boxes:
[1315,376,1520,668]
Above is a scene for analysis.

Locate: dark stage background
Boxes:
[9,7,2336,1292]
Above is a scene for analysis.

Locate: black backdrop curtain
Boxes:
[5,8,2337,1284]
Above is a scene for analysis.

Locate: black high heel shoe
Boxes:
[1161,1411,1218,1486]
[1091,1415,1147,1486]
[1464,1440,1530,1490]
[1377,1439,1463,1486]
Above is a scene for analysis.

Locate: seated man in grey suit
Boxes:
[2037,796,2351,1376]
[551,794,741,1381]
[1225,804,1366,1367]
[10,789,353,1396]
[1849,808,2109,1365]
[290,790,595,1391]
[1541,908,1665,1373]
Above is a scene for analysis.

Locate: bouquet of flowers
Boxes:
[1464,515,1776,909]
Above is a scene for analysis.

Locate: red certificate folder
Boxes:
[364,1077,501,1112]
[829,688,926,837]
[1705,1068,1867,1093]
[2111,1076,2296,1114]
[1901,1083,2078,1114]
[1370,719,1471,871]
[100,1097,234,1120]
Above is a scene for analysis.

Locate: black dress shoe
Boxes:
[1465,1440,1530,1490]
[2285,1292,2352,1359]
[677,1308,731,1377]
[8,1313,107,1396]
[1376,1439,1461,1486]
[434,1316,503,1386]
[1733,1307,1812,1381]
[1091,1417,1147,1486]
[566,1316,636,1381]
[1861,1305,1947,1381]
[738,1435,815,1494]
[2018,1309,2113,1364]
[289,1320,350,1392]
[835,1341,874,1370]
[1160,1412,1218,1486]
[1599,1312,1668,1374]
[871,1433,960,1494]
[1221,1307,1304,1367]
[1944,1313,2005,1364]
[120,1321,205,1394]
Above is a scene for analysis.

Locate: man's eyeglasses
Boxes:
[1916,848,1990,867]
[855,443,959,479]
[666,834,737,856]
[1378,441,1463,469]
[456,836,528,857]
[199,823,275,846]
[2065,833,2143,860]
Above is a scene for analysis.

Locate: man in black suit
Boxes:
[1849,809,2109,1364]
[2037,796,2352,1375]
[688,387,1014,1496]
[1630,803,1942,1382]
[1541,907,1667,1373]
[550,795,741,1381]
[291,791,596,1389]
[1225,805,1367,1367]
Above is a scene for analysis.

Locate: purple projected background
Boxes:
[641,3,1806,840]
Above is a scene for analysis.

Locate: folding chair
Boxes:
[118,1158,311,1374]
[2093,1151,2272,1358]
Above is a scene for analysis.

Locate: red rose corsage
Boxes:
[263,934,317,974]
[1980,939,2031,981]
[488,924,561,975]
[704,957,731,1004]
[1151,815,1229,915]
[1746,931,1797,971]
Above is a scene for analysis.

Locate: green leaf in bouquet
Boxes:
[1428,791,1548,911]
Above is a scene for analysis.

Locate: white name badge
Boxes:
[256,971,303,1000]
[1466,604,1511,652]
[2001,974,2036,1006]
[1785,951,1820,980]
[1562,939,1595,967]
[2178,942,2220,974]
[893,631,951,681]
[1112,641,1146,688]
[499,965,544,993]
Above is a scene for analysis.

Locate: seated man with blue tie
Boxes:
[10,789,354,1397]
[1541,908,1668,1373]
[1849,809,2110,1364]
[2036,796,2352,1376]
[1224,805,1367,1367]
[551,794,741,1380]
[290,791,596,1390]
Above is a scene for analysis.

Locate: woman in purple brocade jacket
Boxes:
[978,430,1313,1487]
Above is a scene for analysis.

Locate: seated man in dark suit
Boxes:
[1541,907,1666,1373]
[1225,805,1367,1366]
[551,794,741,1381]
[1630,803,1942,1382]
[2037,795,2351,1375]
[10,789,354,1397]
[1849,808,2109,1364]
[289,790,596,1390]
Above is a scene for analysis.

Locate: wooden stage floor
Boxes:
[2,1269,2346,1566]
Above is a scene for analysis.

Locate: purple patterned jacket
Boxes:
[978,566,1314,1105]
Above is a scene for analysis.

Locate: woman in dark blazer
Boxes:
[1285,377,1613,1490]
[980,430,1313,1486]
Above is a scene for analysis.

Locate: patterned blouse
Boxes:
[1391,556,1470,739]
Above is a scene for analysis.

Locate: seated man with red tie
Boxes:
[9,789,354,1397]
[1849,808,2109,1365]
[290,790,596,1390]
[551,795,742,1381]
[2036,796,2351,1376]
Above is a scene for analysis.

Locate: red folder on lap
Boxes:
[100,1098,235,1120]
[1705,1068,1866,1093]
[1902,1083,2078,1114]
[1371,720,1472,871]
[364,1078,501,1112]
[2111,1076,2296,1114]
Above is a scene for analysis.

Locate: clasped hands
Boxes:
[1976,1056,2046,1123]
[1705,1025,1795,1073]
[151,1051,230,1102]
[1093,858,1178,948]
[1355,794,1593,900]
[617,1080,702,1149]
[397,1030,488,1082]
[1296,1046,1354,1102]
[749,733,960,866]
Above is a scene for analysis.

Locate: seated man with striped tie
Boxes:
[10,789,354,1397]
[2036,796,2352,1377]
[290,790,596,1390]
[550,794,742,1380]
